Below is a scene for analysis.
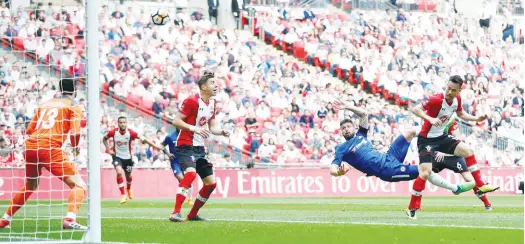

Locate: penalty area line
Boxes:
[101,216,524,230]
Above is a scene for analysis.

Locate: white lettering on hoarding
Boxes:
[337,176,351,193]
[237,171,324,195]
[238,171,250,195]
[197,175,230,198]
[357,176,368,193]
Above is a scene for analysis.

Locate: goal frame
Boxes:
[0,0,101,242]
[83,0,102,241]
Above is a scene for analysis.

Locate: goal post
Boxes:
[0,0,101,242]
[84,0,102,241]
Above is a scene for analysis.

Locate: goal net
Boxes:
[0,0,100,242]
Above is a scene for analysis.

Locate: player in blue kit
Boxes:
[329,99,475,194]
[161,131,194,205]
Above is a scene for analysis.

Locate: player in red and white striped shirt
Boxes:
[102,116,164,204]
[169,71,230,222]
[406,75,499,219]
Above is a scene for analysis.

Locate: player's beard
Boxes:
[343,133,355,141]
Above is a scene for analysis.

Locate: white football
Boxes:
[151,9,170,25]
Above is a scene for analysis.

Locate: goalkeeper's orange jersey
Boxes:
[25,96,83,150]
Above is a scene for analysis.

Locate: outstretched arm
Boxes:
[330,162,351,177]
[456,110,487,122]
[140,137,164,151]
[329,146,350,176]
[412,105,439,124]
[333,99,369,128]
[412,96,444,126]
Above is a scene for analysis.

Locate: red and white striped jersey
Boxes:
[419,93,463,138]
[105,128,140,159]
[177,93,216,147]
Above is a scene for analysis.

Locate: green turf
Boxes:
[0,196,522,243]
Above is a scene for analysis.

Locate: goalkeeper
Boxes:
[0,79,87,229]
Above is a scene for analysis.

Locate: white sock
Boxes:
[188,185,193,200]
[66,212,76,220]
[428,173,458,192]
[3,213,11,221]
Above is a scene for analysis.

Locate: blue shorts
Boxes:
[386,134,411,163]
[378,134,419,182]
[379,163,419,182]
[170,158,183,176]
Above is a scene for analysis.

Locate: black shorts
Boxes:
[479,18,490,28]
[417,134,461,164]
[112,156,134,173]
[175,146,214,179]
[432,156,468,173]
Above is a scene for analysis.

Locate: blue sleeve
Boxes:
[357,126,369,137]
[331,145,344,166]
[161,136,169,146]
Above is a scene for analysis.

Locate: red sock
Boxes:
[474,188,491,207]
[188,183,216,218]
[172,172,197,214]
[408,176,426,210]
[465,155,485,188]
[117,176,125,195]
[126,175,132,191]
[6,186,34,217]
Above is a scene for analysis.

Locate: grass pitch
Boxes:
[0,196,522,244]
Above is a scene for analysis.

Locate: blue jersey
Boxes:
[162,132,178,160]
[332,126,387,177]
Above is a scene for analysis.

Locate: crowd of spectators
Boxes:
[0,2,522,169]
[257,5,524,138]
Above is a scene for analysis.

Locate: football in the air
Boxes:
[151,10,170,25]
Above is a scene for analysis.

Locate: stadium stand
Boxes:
[0,1,522,170]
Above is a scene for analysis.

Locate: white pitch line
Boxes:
[101,216,524,230]
[0,235,156,244]
[7,216,524,230]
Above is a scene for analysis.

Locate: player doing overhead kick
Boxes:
[329,99,475,195]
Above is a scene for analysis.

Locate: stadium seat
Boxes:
[293,41,306,60]
[127,94,142,105]
[13,38,24,50]
[140,99,154,112]
[102,82,110,93]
